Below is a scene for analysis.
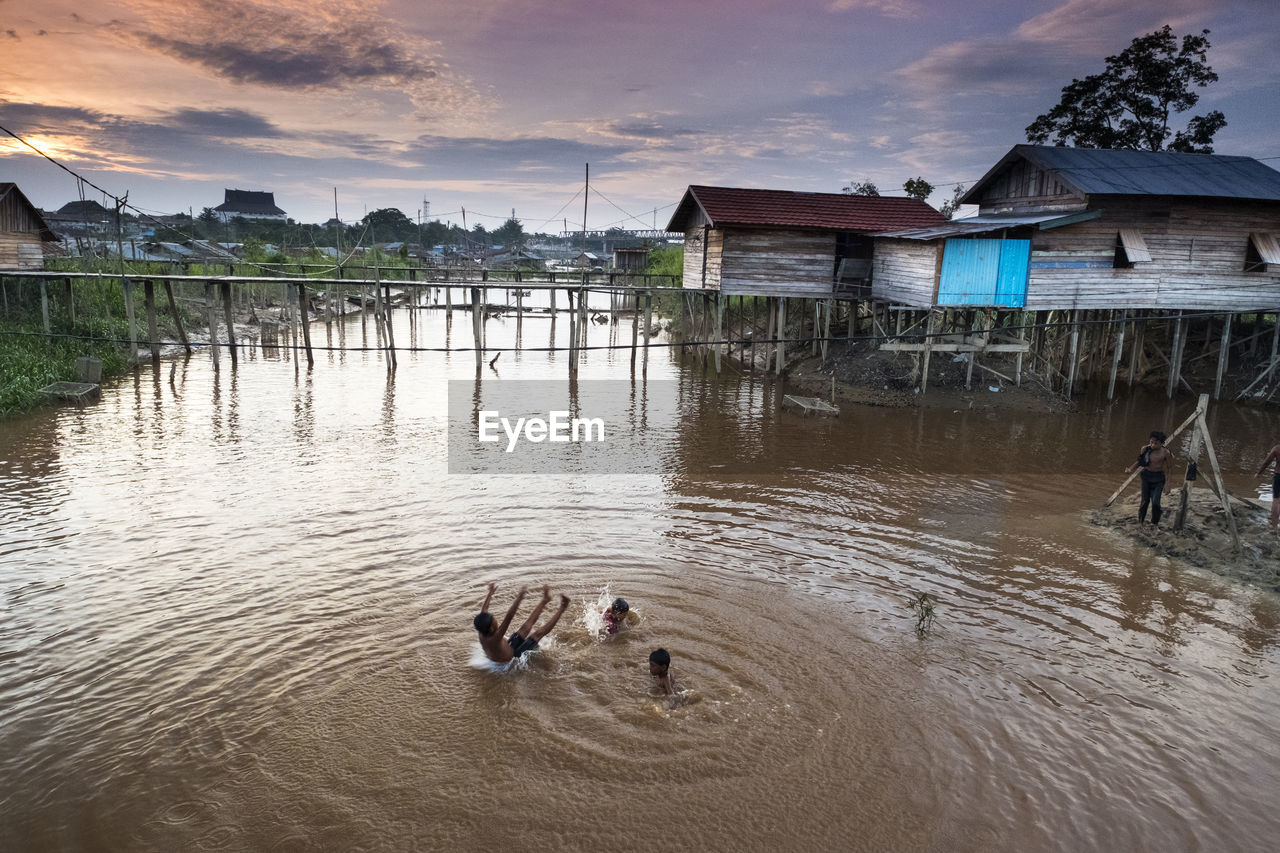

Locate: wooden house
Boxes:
[666,185,945,297]
[871,145,1280,311]
[0,183,55,271]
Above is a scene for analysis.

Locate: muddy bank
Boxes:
[1090,487,1280,591]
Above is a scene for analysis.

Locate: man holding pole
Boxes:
[1125,430,1174,527]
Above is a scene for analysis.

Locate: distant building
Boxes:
[574,251,602,269]
[213,189,287,223]
[612,247,650,271]
[0,183,55,270]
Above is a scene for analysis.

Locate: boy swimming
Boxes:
[602,598,629,634]
[473,582,570,664]
[649,648,677,696]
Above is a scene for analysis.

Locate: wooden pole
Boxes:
[764,297,775,373]
[1173,395,1208,531]
[1066,309,1080,396]
[144,280,159,365]
[1214,312,1232,399]
[1167,312,1184,398]
[383,276,397,369]
[1196,410,1240,552]
[64,277,74,325]
[643,291,653,371]
[204,281,220,369]
[220,281,237,363]
[920,310,934,395]
[821,298,832,365]
[713,293,722,375]
[297,282,314,367]
[630,292,639,369]
[775,297,786,375]
[472,287,483,371]
[1107,309,1127,400]
[124,278,139,361]
[164,282,192,354]
[39,279,50,334]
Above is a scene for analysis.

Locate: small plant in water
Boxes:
[911,592,936,636]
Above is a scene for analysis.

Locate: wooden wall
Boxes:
[718,228,834,297]
[973,159,1086,215]
[0,232,44,271]
[1025,198,1280,310]
[870,238,939,307]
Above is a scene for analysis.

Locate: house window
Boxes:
[1114,228,1151,269]
[1245,232,1280,272]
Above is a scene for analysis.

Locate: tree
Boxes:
[362,208,416,242]
[939,184,968,220]
[1026,26,1226,153]
[492,217,526,248]
[842,179,880,196]
[903,177,934,202]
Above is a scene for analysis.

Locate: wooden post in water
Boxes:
[144,280,159,365]
[1107,309,1127,400]
[204,281,220,369]
[713,293,723,375]
[775,297,786,375]
[821,298,832,365]
[630,293,639,369]
[1128,314,1145,387]
[297,282,314,367]
[920,310,934,395]
[123,277,139,361]
[1167,312,1184,398]
[383,276,398,369]
[1196,404,1240,552]
[643,291,653,371]
[1214,312,1232,399]
[164,282,192,354]
[471,287,483,371]
[1173,394,1208,532]
[220,281,237,363]
[764,297,775,372]
[1066,309,1080,396]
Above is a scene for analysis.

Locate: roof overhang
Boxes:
[875,209,1102,240]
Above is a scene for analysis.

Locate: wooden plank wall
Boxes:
[0,232,45,271]
[870,237,938,306]
[719,228,834,297]
[1025,198,1280,310]
[974,160,1086,215]
[680,207,711,289]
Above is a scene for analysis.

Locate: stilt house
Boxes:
[871,145,1280,310]
[0,183,55,271]
[667,186,945,297]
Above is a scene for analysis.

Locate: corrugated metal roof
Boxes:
[966,144,1280,203]
[877,212,1086,240]
[667,185,946,233]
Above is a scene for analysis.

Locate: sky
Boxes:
[2,0,1279,235]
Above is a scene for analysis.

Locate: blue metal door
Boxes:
[938,239,1029,307]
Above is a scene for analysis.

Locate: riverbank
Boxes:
[0,317,128,418]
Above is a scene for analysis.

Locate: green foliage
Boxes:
[842,180,880,196]
[939,184,968,220]
[645,245,684,278]
[362,208,418,243]
[903,177,934,202]
[492,217,526,248]
[1026,26,1226,152]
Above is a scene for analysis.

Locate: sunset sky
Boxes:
[2,0,1278,234]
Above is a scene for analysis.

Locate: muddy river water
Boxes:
[2,308,1279,852]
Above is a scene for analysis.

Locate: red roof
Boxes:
[666,185,946,233]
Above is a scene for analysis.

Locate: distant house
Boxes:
[612,247,650,271]
[666,185,945,296]
[213,189,287,223]
[0,183,55,270]
[871,145,1280,310]
[56,199,113,222]
[573,251,602,269]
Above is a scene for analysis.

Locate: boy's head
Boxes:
[1150,430,1167,445]
[649,648,671,675]
[473,612,495,636]
[610,598,629,616]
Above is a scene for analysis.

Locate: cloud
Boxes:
[827,0,918,19]
[403,134,632,179]
[107,0,479,113]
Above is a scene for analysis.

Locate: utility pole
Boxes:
[582,163,589,254]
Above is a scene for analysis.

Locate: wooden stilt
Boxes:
[630,291,639,369]
[643,291,653,368]
[40,279,50,334]
[1167,311,1184,398]
[204,282,220,369]
[1066,310,1080,396]
[775,297,786,375]
[1197,408,1240,552]
[920,310,934,395]
[383,276,397,369]
[220,281,237,363]
[713,293,723,375]
[1107,309,1127,400]
[297,282,314,367]
[124,277,139,361]
[164,282,192,354]
[764,297,775,372]
[821,298,832,365]
[1128,313,1144,387]
[144,280,159,365]
[1214,312,1232,399]
[473,287,484,371]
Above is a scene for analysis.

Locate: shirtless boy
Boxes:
[1255,443,1280,531]
[473,583,570,664]
[649,648,677,696]
[1124,430,1174,526]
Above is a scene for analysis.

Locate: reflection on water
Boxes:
[1,308,1279,852]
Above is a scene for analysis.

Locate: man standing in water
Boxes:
[1125,430,1174,527]
[1255,443,1280,531]
[473,583,570,663]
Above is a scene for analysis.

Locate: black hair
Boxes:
[473,612,495,635]
[649,648,671,667]
[1150,430,1167,442]
[611,598,629,614]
